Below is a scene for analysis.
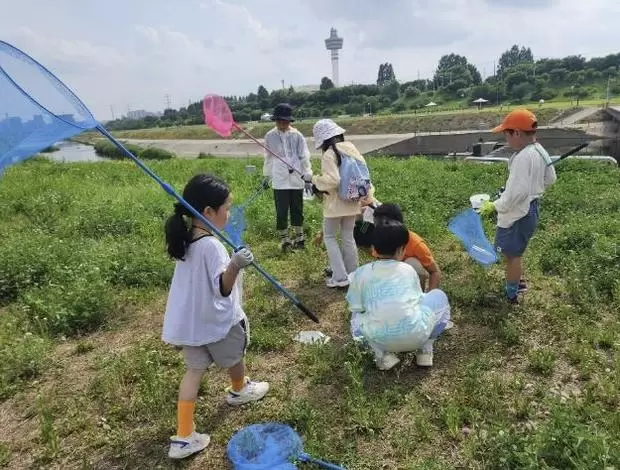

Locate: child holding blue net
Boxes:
[162,174,270,459]
[479,109,557,304]
[347,221,451,370]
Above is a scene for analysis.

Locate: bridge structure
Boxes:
[367,106,620,161]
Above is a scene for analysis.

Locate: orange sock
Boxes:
[176,400,195,438]
[231,377,246,392]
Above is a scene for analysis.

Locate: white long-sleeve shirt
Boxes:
[494,142,557,228]
[262,127,311,190]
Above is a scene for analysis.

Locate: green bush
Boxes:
[20,270,114,337]
[0,235,67,305]
[139,147,174,160]
[0,315,50,399]
[93,140,143,159]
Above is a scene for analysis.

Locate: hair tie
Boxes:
[174,203,186,216]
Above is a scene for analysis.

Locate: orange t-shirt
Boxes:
[371,230,435,267]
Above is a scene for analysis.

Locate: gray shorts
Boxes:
[183,320,247,370]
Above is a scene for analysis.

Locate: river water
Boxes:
[46,141,106,163]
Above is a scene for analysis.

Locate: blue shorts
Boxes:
[495,199,539,257]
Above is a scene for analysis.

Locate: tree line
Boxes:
[106,45,620,131]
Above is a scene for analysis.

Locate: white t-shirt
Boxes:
[346,260,434,352]
[494,142,557,228]
[161,236,245,346]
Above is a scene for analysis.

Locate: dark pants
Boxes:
[274,189,303,231]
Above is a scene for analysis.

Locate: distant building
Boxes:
[294,84,320,93]
[126,109,157,120]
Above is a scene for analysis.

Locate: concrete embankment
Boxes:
[122,134,415,158]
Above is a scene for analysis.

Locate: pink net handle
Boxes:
[203,94,236,137]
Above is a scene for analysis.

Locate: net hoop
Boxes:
[0,40,96,131]
[202,94,235,137]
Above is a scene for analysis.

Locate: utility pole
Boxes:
[110,105,115,120]
[164,94,172,109]
[606,75,611,106]
[281,79,285,90]
[495,61,500,107]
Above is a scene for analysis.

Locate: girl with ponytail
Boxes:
[161,173,270,460]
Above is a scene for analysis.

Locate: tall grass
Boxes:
[0,156,618,468]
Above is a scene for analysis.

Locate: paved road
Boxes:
[123,133,416,158]
[551,107,600,126]
[121,124,581,158]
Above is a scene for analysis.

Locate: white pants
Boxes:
[323,216,358,282]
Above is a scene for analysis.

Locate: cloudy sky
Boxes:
[2,0,618,120]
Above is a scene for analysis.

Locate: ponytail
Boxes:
[165,203,191,260]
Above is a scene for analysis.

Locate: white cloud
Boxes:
[8,27,127,72]
[1,0,618,120]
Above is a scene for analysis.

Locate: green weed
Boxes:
[0,156,618,468]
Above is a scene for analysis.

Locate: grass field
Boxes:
[101,106,570,142]
[0,155,619,469]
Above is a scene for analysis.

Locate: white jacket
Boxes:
[262,127,311,190]
[494,142,557,228]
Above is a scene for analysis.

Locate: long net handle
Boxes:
[95,125,319,323]
[548,142,589,166]
[301,452,347,470]
[232,123,304,176]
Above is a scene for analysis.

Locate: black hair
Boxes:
[372,220,410,257]
[321,134,345,166]
[164,173,230,260]
[373,203,404,223]
[353,220,375,248]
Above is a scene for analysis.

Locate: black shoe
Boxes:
[280,240,292,252]
[518,279,528,293]
[323,267,333,278]
[507,295,519,305]
[292,239,305,250]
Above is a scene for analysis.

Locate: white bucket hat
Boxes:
[312,119,346,149]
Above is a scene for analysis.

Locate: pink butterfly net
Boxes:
[203,94,237,137]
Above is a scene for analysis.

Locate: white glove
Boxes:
[301,172,313,183]
[362,206,375,224]
[231,246,254,269]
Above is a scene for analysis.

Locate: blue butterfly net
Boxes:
[0,41,98,175]
[448,208,498,266]
[225,205,246,247]
[227,423,302,469]
[224,184,266,247]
